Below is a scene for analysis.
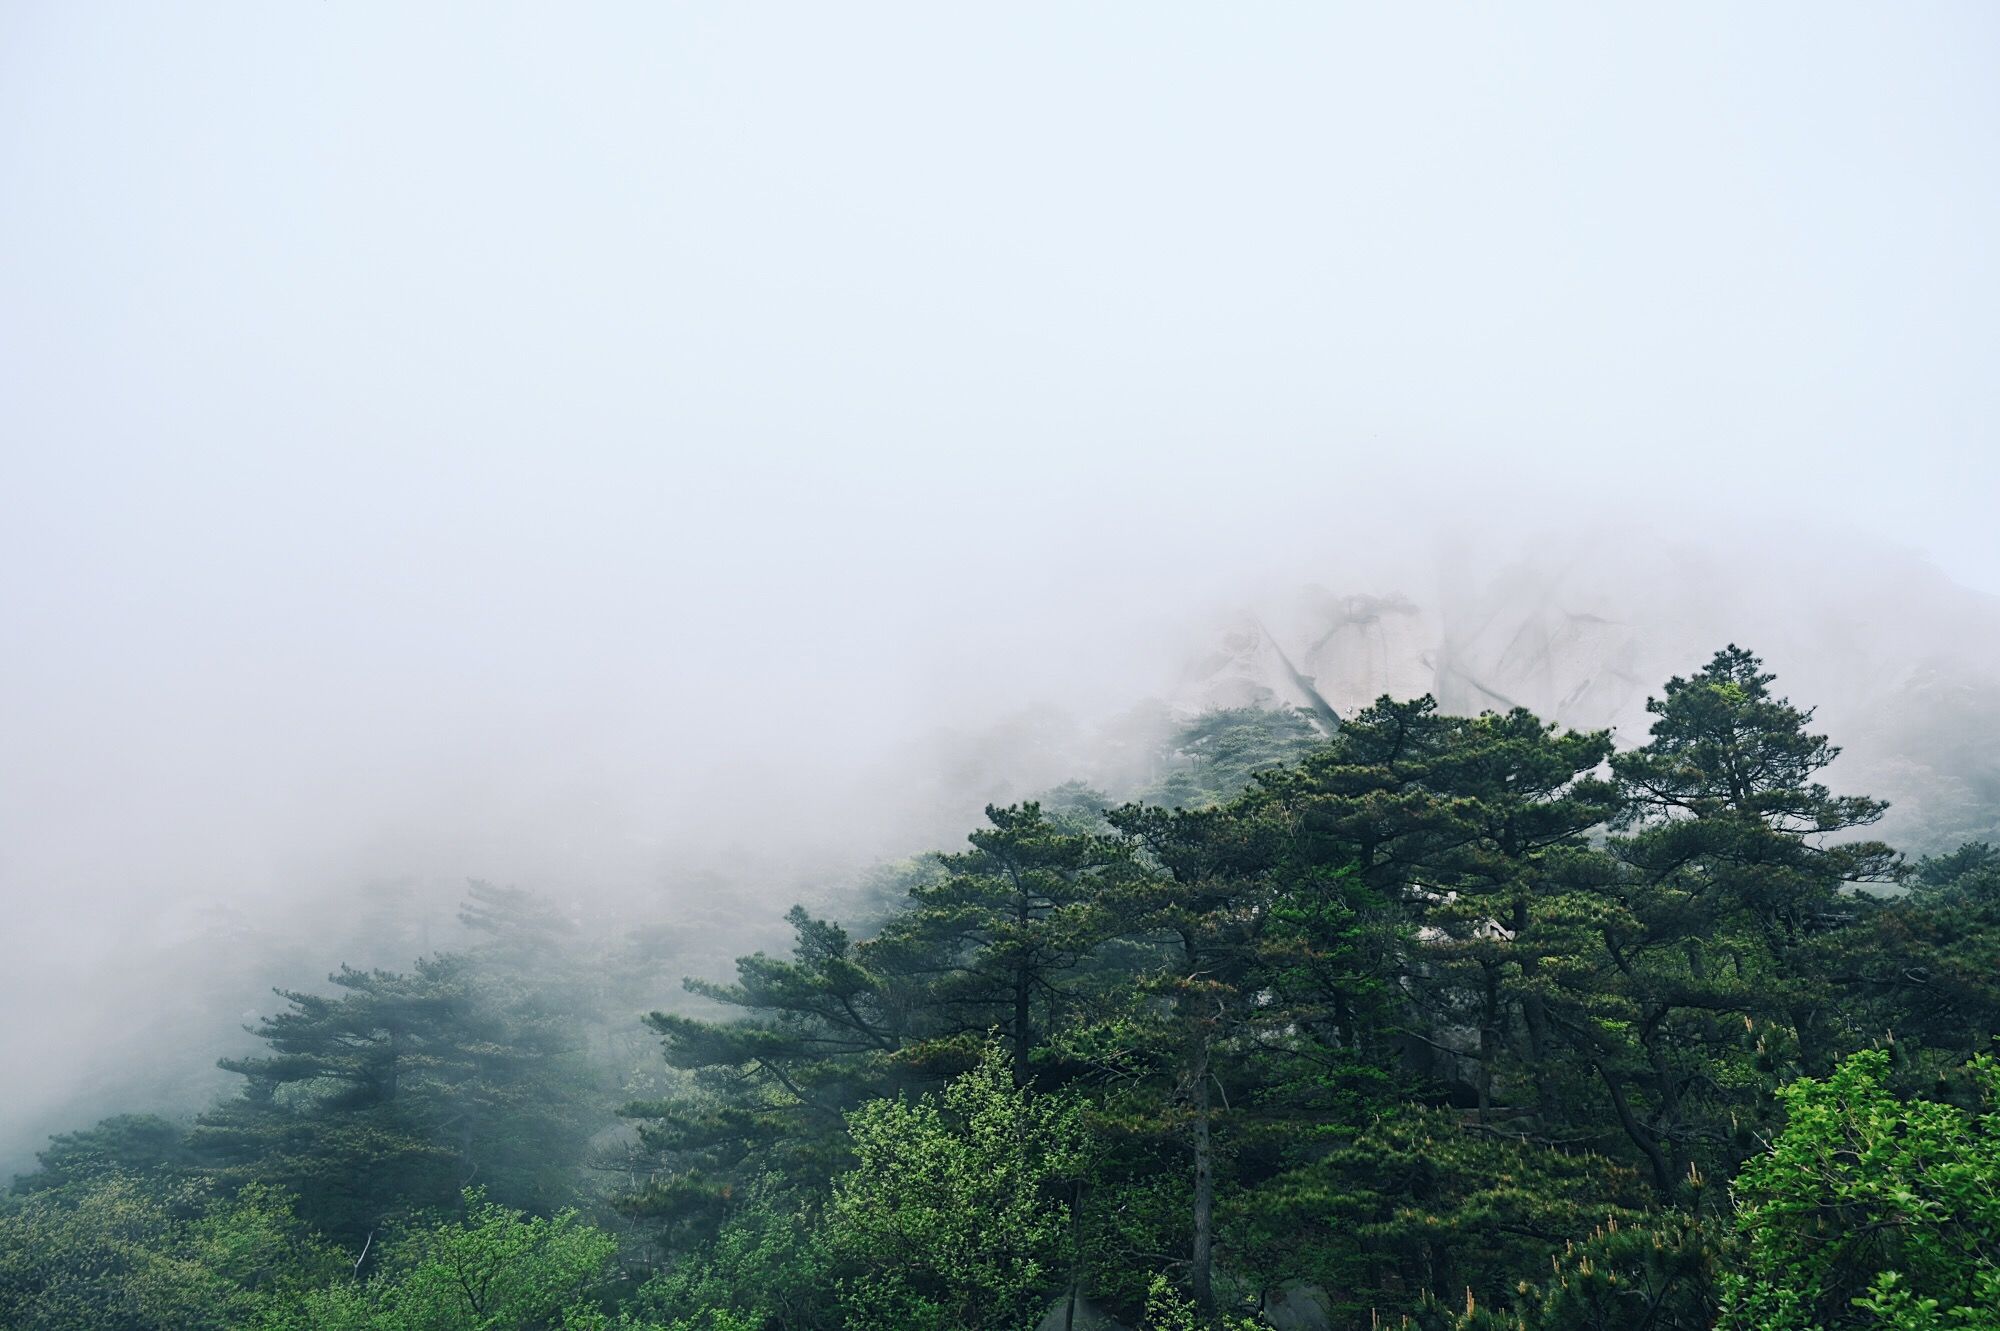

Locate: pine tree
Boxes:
[192,954,593,1242]
[872,802,1128,1087]
[1571,646,1900,1193]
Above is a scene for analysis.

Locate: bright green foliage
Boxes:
[1,1178,655,1331]
[0,1176,342,1331]
[1139,1274,1262,1331]
[821,1040,1089,1331]
[263,1191,622,1331]
[624,1179,834,1331]
[1719,1049,2000,1330]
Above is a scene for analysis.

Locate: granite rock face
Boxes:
[1295,592,1443,720]
[1177,540,2000,854]
[1260,1281,1336,1331]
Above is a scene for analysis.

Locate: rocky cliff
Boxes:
[1178,538,2000,855]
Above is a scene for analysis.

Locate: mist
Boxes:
[3,1,1998,1202]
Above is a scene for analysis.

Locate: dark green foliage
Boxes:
[879,802,1130,1086]
[1830,884,2000,1069]
[1450,1211,1727,1331]
[11,1115,196,1197]
[625,804,1126,1239]
[1090,797,1307,1317]
[1529,647,1906,1199]
[1239,1109,1651,1325]
[1910,840,2000,903]
[620,905,916,1244]
[1247,699,1620,1114]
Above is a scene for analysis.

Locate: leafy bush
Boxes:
[1720,1050,2000,1330]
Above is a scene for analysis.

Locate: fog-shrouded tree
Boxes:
[621,905,924,1245]
[625,806,1125,1242]
[192,952,596,1244]
[9,1115,198,1200]
[20,645,2000,1329]
[1835,860,2000,1070]
[1145,706,1325,810]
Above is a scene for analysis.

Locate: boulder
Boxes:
[1035,1293,1137,1331]
[1261,1281,1335,1331]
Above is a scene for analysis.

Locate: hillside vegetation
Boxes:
[7,647,2000,1330]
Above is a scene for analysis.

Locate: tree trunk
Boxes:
[1592,1058,1673,1195]
[1519,990,1555,1122]
[1789,1002,1827,1076]
[1644,1034,1687,1184]
[1012,892,1034,1087]
[1513,899,1559,1126]
[1064,1180,1082,1331]
[1190,1034,1216,1320]
[1476,963,1500,1123]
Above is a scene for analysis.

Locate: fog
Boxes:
[3,5,1997,1170]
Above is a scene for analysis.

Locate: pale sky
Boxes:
[1,6,1996,1138]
